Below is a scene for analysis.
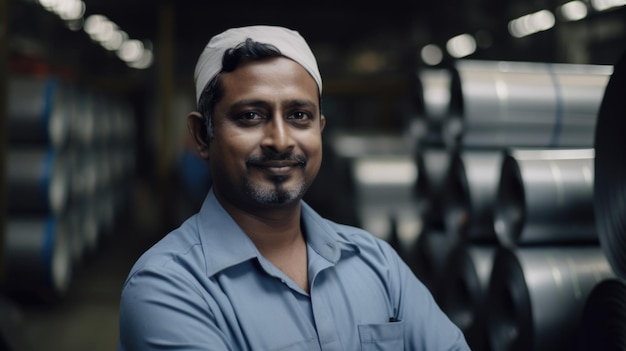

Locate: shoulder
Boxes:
[123,215,205,287]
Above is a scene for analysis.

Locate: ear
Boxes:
[320,114,326,132]
[187,111,211,159]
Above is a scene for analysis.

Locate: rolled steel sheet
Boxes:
[445,150,503,243]
[494,148,596,247]
[352,155,419,242]
[575,278,626,351]
[4,215,73,300]
[71,89,99,147]
[438,244,497,350]
[485,246,614,351]
[410,68,456,147]
[7,147,71,215]
[448,60,612,149]
[593,51,626,280]
[419,68,454,118]
[415,147,453,228]
[8,76,72,149]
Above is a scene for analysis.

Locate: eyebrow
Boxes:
[228,99,318,113]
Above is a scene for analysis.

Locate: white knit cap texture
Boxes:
[193,25,322,104]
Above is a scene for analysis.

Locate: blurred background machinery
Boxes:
[1,0,626,350]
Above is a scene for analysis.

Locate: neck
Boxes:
[217,195,303,252]
[217,196,309,292]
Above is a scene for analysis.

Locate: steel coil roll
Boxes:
[575,278,626,351]
[447,60,612,149]
[411,68,456,147]
[445,150,503,243]
[419,68,454,118]
[594,51,626,280]
[438,244,497,351]
[8,76,72,149]
[7,147,72,215]
[415,147,453,228]
[4,215,73,300]
[485,246,613,351]
[351,155,419,243]
[71,89,98,147]
[493,148,596,247]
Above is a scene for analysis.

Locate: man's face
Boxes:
[208,56,325,211]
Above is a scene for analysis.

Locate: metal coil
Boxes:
[594,51,626,280]
[7,147,72,215]
[493,148,596,247]
[575,278,626,350]
[351,155,419,243]
[415,147,453,228]
[444,150,503,243]
[410,68,456,147]
[448,60,612,149]
[485,246,614,351]
[4,215,73,300]
[8,76,72,149]
[438,244,497,350]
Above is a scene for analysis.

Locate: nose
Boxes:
[261,115,295,154]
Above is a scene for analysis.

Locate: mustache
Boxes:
[246,152,307,165]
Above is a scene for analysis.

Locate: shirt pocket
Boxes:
[358,321,405,351]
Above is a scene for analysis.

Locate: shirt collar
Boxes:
[197,189,358,277]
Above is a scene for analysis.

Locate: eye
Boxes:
[242,111,262,120]
[288,111,313,122]
[235,111,265,125]
[290,111,308,120]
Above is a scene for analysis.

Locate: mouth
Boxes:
[248,158,306,176]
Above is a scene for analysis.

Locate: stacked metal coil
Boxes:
[493,148,597,248]
[405,59,617,351]
[4,75,135,301]
[486,247,613,351]
[444,150,503,243]
[5,76,74,300]
[447,60,612,149]
[593,50,626,280]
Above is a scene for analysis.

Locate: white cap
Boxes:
[193,25,322,104]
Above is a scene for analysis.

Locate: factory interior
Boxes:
[1,0,626,350]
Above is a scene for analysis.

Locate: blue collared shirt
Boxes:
[119,189,470,350]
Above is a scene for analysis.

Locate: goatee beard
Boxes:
[244,178,307,205]
[244,151,308,205]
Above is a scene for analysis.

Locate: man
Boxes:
[119,25,470,350]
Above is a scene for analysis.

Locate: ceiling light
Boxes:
[559,1,588,21]
[591,0,626,11]
[421,44,443,66]
[508,9,555,38]
[446,33,477,58]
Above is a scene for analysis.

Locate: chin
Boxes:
[245,180,307,206]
